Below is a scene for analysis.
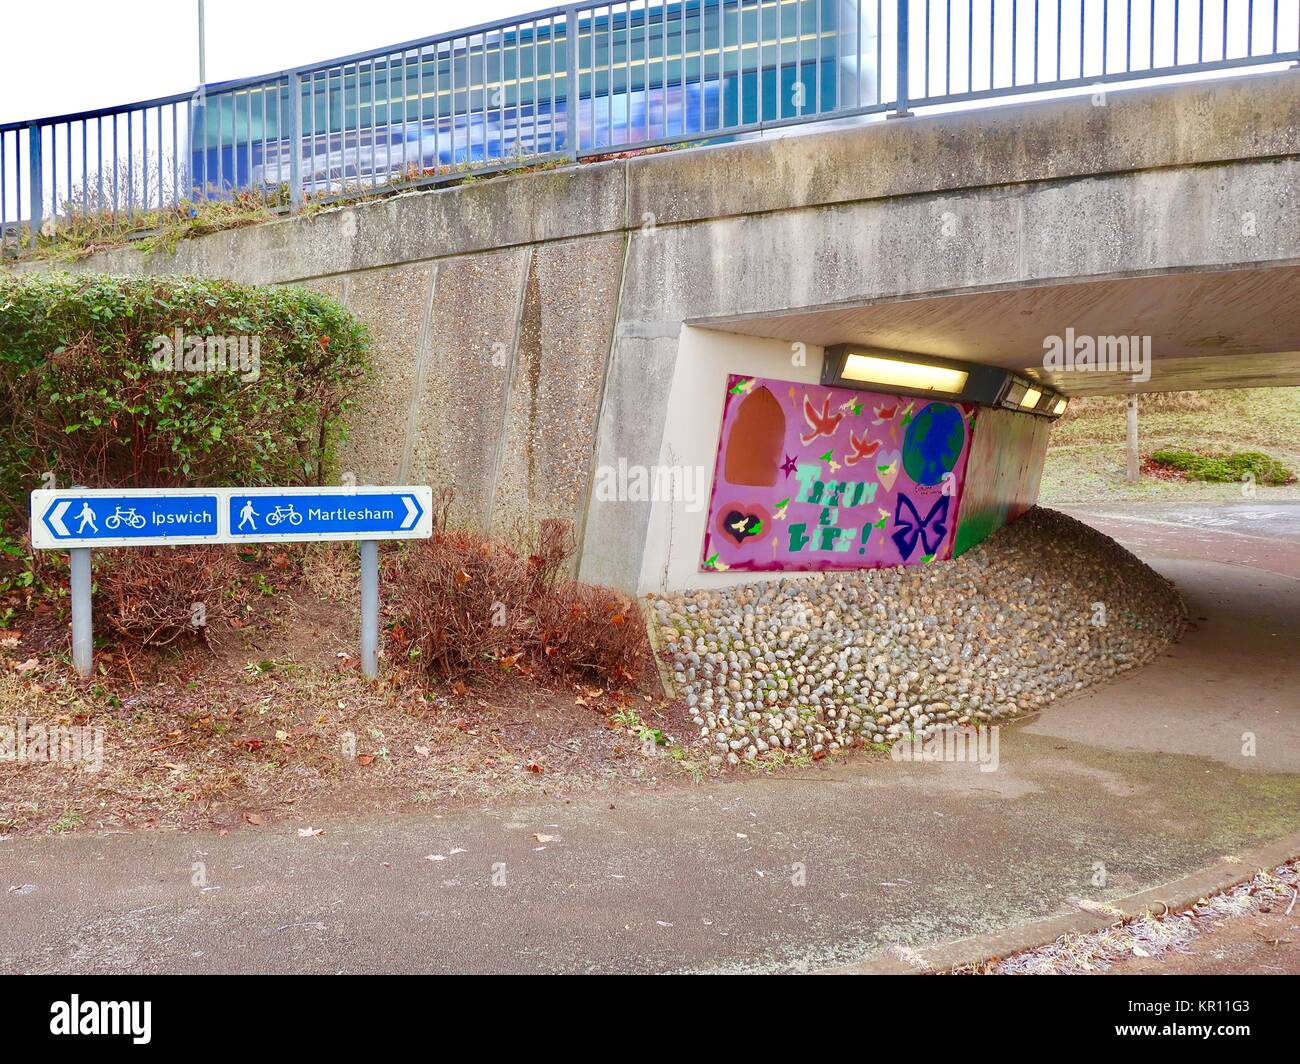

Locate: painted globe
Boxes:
[902,403,965,486]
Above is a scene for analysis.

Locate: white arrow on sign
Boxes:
[48,500,72,537]
[400,495,419,531]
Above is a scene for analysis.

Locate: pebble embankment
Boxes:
[650,508,1187,766]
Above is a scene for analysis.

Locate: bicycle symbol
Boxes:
[104,506,146,530]
[265,504,303,527]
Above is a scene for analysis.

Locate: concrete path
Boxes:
[3,505,1299,973]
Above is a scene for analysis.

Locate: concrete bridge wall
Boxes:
[18,70,1299,592]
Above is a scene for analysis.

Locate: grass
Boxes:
[50,807,84,834]
[1040,388,1300,504]
[8,195,285,264]
[2,148,643,266]
[2,138,711,266]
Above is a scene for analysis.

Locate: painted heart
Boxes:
[876,450,901,493]
[718,506,768,545]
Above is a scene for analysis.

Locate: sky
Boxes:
[0,0,539,125]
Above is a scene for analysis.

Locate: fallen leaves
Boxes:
[297,827,324,838]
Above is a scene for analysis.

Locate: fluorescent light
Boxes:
[1053,397,1068,415]
[841,354,969,394]
[1021,387,1042,409]
[1003,382,1027,407]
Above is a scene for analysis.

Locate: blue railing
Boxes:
[2,0,1296,251]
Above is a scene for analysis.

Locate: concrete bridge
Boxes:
[25,68,1300,592]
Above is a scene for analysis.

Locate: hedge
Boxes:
[0,273,370,524]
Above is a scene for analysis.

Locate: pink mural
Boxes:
[701,375,975,573]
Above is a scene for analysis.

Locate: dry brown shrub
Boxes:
[385,520,648,687]
[95,546,246,649]
[531,581,649,682]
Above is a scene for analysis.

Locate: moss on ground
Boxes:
[1147,448,1295,486]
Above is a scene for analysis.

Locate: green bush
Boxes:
[0,273,370,522]
[1148,447,1296,486]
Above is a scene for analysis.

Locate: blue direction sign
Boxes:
[228,491,426,539]
[31,485,434,681]
[31,487,434,550]
[34,492,220,549]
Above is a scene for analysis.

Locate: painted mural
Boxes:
[701,375,975,573]
[952,406,1051,557]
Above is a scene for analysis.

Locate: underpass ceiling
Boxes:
[704,263,1300,395]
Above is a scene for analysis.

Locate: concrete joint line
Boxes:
[398,264,440,485]
[484,247,535,534]
[282,228,628,292]
[573,231,633,578]
[618,153,1300,241]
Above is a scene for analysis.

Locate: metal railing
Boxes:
[3,0,1297,252]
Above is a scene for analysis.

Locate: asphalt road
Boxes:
[3,504,1299,973]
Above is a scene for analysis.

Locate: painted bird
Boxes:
[845,430,881,466]
[801,395,846,444]
[872,401,898,424]
[727,514,763,538]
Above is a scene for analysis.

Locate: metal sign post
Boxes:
[30,487,434,679]
[359,540,379,677]
[69,547,93,678]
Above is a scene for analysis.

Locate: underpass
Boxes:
[4,19,1299,977]
[2,502,1296,974]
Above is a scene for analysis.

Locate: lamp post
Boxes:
[197,0,206,86]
